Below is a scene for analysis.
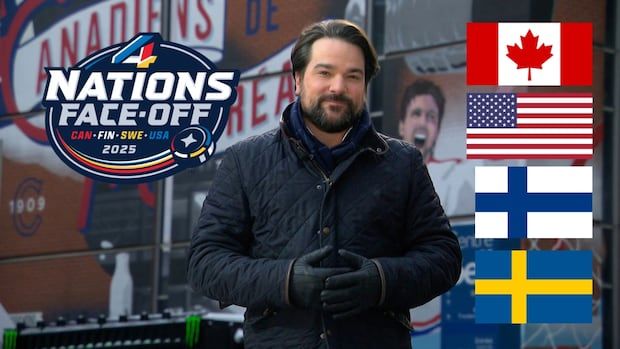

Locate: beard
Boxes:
[302,93,363,133]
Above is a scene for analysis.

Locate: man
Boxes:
[188,19,461,348]
[398,79,476,216]
[398,79,445,163]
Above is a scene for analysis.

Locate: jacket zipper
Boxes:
[293,140,332,187]
[307,156,331,249]
[310,158,332,187]
[292,141,383,349]
[304,156,334,349]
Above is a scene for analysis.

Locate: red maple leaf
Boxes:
[506,29,553,81]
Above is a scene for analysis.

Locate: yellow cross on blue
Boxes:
[475,250,593,324]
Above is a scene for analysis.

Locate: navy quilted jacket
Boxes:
[188,103,462,348]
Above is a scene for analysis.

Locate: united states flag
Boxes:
[466,93,593,159]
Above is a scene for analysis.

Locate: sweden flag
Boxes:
[475,250,592,324]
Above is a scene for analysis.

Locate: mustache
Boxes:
[318,94,354,106]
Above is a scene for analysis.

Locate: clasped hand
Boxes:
[289,246,381,319]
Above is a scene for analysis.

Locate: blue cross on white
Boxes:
[475,166,592,239]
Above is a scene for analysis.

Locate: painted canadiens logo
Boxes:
[42,33,239,183]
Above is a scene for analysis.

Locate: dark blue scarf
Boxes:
[286,98,372,174]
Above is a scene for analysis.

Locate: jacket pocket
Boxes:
[383,310,413,331]
[245,307,277,330]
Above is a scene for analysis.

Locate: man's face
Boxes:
[399,94,440,161]
[294,38,366,133]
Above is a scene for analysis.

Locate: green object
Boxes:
[3,329,17,349]
[185,315,201,348]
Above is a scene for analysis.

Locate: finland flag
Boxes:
[475,166,592,239]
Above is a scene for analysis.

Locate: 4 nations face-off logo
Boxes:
[42,33,239,183]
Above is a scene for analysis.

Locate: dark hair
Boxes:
[291,19,379,87]
[399,79,445,124]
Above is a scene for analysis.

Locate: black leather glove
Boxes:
[289,246,351,309]
[321,249,381,319]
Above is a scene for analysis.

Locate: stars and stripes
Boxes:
[466,92,593,159]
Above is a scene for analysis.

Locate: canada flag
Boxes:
[467,22,592,86]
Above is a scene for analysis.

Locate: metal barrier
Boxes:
[2,312,244,349]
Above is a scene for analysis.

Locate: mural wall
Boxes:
[0,1,611,348]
